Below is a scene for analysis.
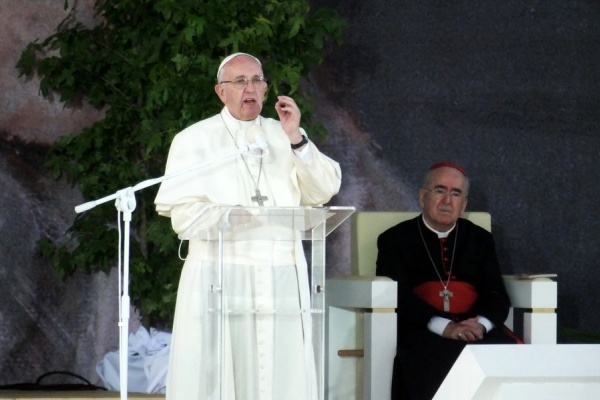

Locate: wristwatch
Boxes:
[290,135,308,150]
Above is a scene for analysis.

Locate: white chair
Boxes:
[326,211,557,400]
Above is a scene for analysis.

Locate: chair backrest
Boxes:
[350,211,492,276]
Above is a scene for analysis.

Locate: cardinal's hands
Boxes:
[442,318,486,342]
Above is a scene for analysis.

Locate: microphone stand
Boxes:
[75,143,265,400]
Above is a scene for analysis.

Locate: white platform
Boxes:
[434,344,600,400]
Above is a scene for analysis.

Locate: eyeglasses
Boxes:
[423,187,466,199]
[219,77,268,90]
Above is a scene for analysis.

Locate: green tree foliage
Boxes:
[17,0,344,326]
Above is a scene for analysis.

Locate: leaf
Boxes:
[289,17,303,39]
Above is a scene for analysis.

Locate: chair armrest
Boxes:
[503,275,557,309]
[502,274,558,344]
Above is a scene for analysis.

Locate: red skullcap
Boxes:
[429,161,468,177]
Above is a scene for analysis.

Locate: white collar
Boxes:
[421,215,456,239]
[221,107,260,129]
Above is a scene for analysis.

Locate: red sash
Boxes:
[413,281,478,314]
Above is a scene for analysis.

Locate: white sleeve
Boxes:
[476,315,495,333]
[428,316,452,336]
[292,141,313,162]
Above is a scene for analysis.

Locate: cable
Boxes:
[0,371,107,391]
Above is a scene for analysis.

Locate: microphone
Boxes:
[245,125,269,155]
[75,201,98,214]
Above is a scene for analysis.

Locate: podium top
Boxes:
[178,206,355,242]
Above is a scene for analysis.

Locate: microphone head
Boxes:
[246,125,261,141]
[245,125,269,154]
[246,125,265,144]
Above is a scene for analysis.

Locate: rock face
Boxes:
[1,0,104,144]
[0,0,118,386]
[0,133,122,385]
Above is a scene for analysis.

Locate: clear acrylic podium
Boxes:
[178,205,354,400]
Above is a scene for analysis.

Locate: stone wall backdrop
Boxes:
[1,0,599,389]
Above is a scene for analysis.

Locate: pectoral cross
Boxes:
[439,288,453,312]
[251,189,269,206]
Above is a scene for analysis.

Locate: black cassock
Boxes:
[376,216,520,400]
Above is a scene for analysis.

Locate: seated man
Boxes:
[376,162,520,400]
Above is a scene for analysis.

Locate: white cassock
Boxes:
[154,107,342,400]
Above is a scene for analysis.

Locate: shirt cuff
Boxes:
[293,141,313,162]
[477,316,495,333]
[428,316,452,336]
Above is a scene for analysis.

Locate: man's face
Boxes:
[419,166,469,231]
[214,55,267,121]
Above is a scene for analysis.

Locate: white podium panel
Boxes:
[434,345,600,400]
